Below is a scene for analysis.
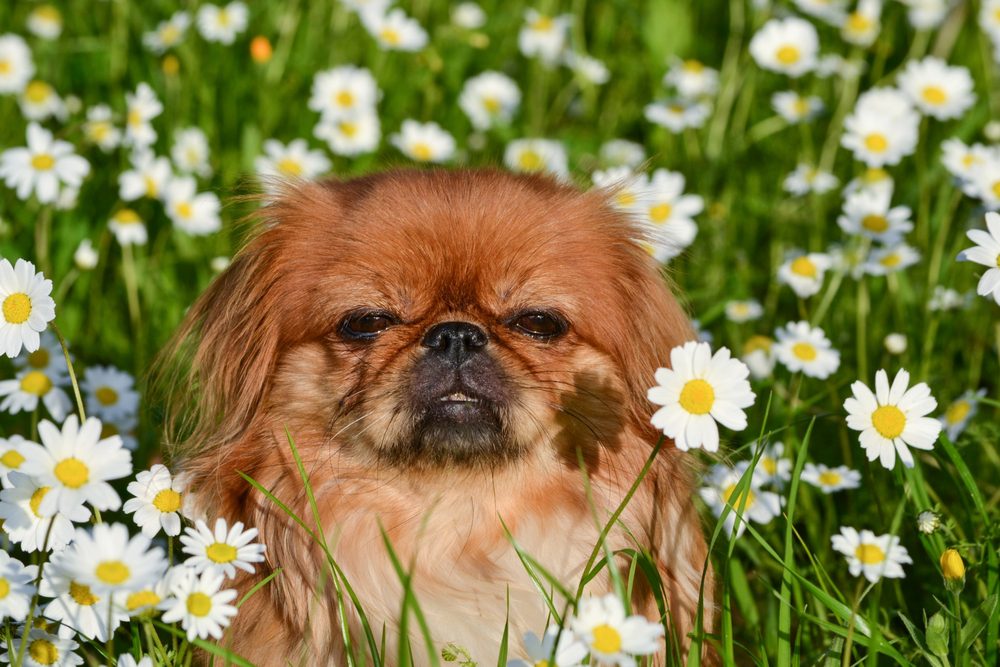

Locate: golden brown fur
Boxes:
[161,169,714,665]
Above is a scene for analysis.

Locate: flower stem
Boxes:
[51,322,86,422]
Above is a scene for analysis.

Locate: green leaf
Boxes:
[959,594,999,652]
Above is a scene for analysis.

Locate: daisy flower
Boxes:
[165,176,222,235]
[699,462,781,538]
[143,11,190,54]
[80,365,139,423]
[0,434,29,485]
[599,139,645,169]
[160,569,238,640]
[0,551,36,622]
[308,66,379,122]
[0,628,81,667]
[897,57,975,121]
[74,239,98,270]
[648,341,755,452]
[783,164,838,196]
[196,2,248,44]
[644,99,710,132]
[459,71,521,130]
[118,151,172,201]
[916,510,941,534]
[777,251,832,298]
[314,111,381,156]
[831,527,911,582]
[19,415,132,516]
[39,559,129,642]
[362,9,428,52]
[800,463,861,493]
[795,0,847,23]
[724,299,763,323]
[452,2,487,29]
[841,88,920,167]
[772,91,824,124]
[100,413,138,451]
[844,166,895,199]
[941,138,992,186]
[0,34,35,94]
[844,368,942,469]
[0,471,89,552]
[841,0,881,46]
[967,154,1000,210]
[171,127,212,177]
[27,5,63,39]
[0,258,55,359]
[957,211,1000,304]
[564,51,610,85]
[0,368,71,420]
[570,594,663,665]
[54,523,167,595]
[884,333,907,355]
[124,83,163,150]
[929,285,968,311]
[838,189,913,243]
[390,120,456,163]
[982,1,1000,40]
[903,0,949,29]
[753,441,792,487]
[117,656,154,667]
[181,517,266,579]
[741,335,775,380]
[505,138,569,178]
[663,58,719,99]
[108,208,148,246]
[82,104,121,152]
[592,167,648,214]
[122,567,180,617]
[518,10,571,65]
[939,389,987,441]
[508,628,588,667]
[255,138,331,189]
[19,80,65,121]
[748,17,818,77]
[124,464,190,537]
[0,123,90,204]
[861,243,921,276]
[640,168,703,262]
[773,320,840,379]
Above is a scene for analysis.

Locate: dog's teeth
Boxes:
[442,392,477,402]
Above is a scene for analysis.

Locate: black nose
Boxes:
[421,321,487,363]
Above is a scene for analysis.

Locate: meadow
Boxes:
[0,0,998,665]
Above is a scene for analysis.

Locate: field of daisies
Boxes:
[1,0,999,665]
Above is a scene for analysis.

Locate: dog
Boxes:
[162,168,714,665]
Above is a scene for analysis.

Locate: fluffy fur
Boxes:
[161,168,714,665]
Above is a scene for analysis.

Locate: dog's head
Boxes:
[165,169,691,472]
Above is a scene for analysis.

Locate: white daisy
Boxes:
[0,628,81,667]
[452,3,486,28]
[862,242,921,276]
[314,111,381,157]
[699,462,782,538]
[171,127,212,177]
[118,151,172,202]
[753,441,792,487]
[165,176,222,235]
[99,413,138,452]
[564,51,610,85]
[82,104,122,152]
[648,341,755,452]
[80,365,139,423]
[0,34,35,94]
[505,138,569,178]
[916,510,941,534]
[841,88,920,167]
[783,164,839,196]
[27,5,63,39]
[143,11,190,54]
[0,551,35,622]
[0,471,88,553]
[39,559,128,642]
[938,389,986,441]
[724,299,763,323]
[0,368,70,420]
[117,656,154,667]
[18,415,132,516]
[844,166,895,199]
[640,168,703,262]
[518,10,571,65]
[592,167,648,214]
[73,239,98,270]
[844,368,942,469]
[902,0,950,29]
[663,58,719,99]
[123,464,190,537]
[108,208,149,246]
[570,594,663,665]
[160,569,238,640]
[967,154,1000,210]
[390,120,456,163]
[509,628,587,667]
[0,123,90,205]
[0,434,29,485]
[19,80,65,121]
[255,138,331,189]
[0,259,55,359]
[981,0,1000,40]
[777,251,832,298]
[180,517,266,579]
[459,71,521,130]
[831,527,911,582]
[772,91,824,123]
[941,138,993,186]
[929,285,969,311]
[599,139,645,169]
[124,83,163,150]
[800,463,861,493]
[884,333,907,355]
[957,211,1000,304]
[841,0,881,46]
[308,65,379,121]
[897,56,975,120]
[54,522,167,596]
[644,99,711,132]
[362,9,428,52]
[749,17,819,77]
[741,335,775,380]
[196,2,248,44]
[794,0,847,23]
[838,188,913,243]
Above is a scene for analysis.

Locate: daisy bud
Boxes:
[916,510,941,534]
[884,333,907,355]
[940,548,965,591]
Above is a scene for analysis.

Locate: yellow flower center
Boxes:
[483,96,501,113]
[176,202,194,219]
[25,81,52,103]
[591,623,623,654]
[2,292,32,324]
[186,591,213,616]
[126,589,161,611]
[871,405,906,439]
[649,203,672,223]
[411,142,433,161]
[517,150,543,171]
[775,45,800,65]
[162,55,180,75]
[992,180,1000,199]
[217,9,230,26]
[69,580,99,606]
[0,578,9,600]
[0,60,11,75]
[29,486,50,517]
[35,5,61,22]
[854,543,885,564]
[207,542,238,563]
[335,90,354,107]
[379,28,401,45]
[921,85,947,106]
[153,488,182,513]
[861,214,889,233]
[845,13,873,34]
[818,470,842,486]
[532,16,554,31]
[31,153,55,171]
[28,639,59,666]
[54,457,89,488]
[95,386,118,406]
[161,25,180,45]
[20,371,52,397]
[792,342,817,361]
[944,400,970,425]
[276,158,303,176]
[678,378,715,415]
[790,256,817,278]
[1,449,25,469]
[127,108,143,127]
[880,253,902,268]
[792,98,810,116]
[339,121,358,138]
[761,457,777,474]
[864,133,888,153]
[863,167,888,183]
[27,347,50,368]
[683,59,704,72]
[744,335,772,355]
[114,209,142,225]
[95,560,131,585]
[615,191,637,208]
[722,483,755,508]
[144,176,159,198]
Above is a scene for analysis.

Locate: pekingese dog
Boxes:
[163,168,713,665]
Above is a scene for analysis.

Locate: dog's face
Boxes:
[173,169,691,473]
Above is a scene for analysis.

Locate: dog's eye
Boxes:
[509,311,567,339]
[340,311,398,340]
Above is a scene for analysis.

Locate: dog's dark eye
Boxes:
[340,311,398,340]
[508,311,567,339]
